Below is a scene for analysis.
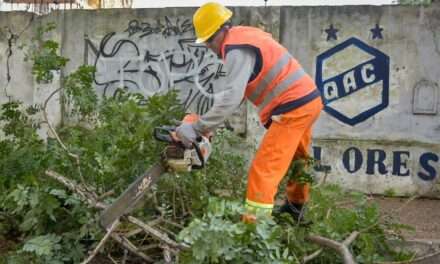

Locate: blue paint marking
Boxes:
[312,146,332,172]
[322,58,388,104]
[392,151,410,176]
[314,145,438,181]
[366,149,387,175]
[342,147,363,173]
[325,24,339,41]
[370,24,384,40]
[418,152,439,181]
[315,37,390,126]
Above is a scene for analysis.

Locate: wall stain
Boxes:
[3,15,35,101]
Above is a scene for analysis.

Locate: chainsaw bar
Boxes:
[100,123,211,230]
[99,163,165,230]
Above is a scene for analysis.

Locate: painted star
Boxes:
[325,24,339,41]
[371,24,384,40]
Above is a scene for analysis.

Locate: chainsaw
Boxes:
[99,124,212,230]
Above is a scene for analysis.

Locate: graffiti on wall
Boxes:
[315,37,390,126]
[84,16,227,114]
[124,18,193,38]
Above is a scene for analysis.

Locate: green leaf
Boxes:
[22,234,62,257]
[49,189,67,199]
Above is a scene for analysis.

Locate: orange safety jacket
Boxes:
[220,26,320,127]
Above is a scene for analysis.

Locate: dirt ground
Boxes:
[374,197,440,240]
[0,237,16,261]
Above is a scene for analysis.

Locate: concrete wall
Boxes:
[0,3,439,196]
[276,4,440,196]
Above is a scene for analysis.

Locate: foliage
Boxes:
[178,185,413,264]
[26,22,69,83]
[64,65,98,118]
[50,90,184,193]
[1,29,190,261]
[285,157,315,184]
[154,129,249,219]
[304,185,412,263]
[178,198,293,264]
[0,90,186,263]
[0,102,48,192]
[0,90,249,263]
[0,185,94,263]
[384,188,397,197]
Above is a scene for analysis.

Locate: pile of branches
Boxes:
[44,170,187,263]
[44,170,360,264]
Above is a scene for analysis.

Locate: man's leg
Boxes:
[280,127,313,222]
[286,128,312,203]
[244,97,322,220]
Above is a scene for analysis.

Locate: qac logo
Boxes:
[315,37,390,126]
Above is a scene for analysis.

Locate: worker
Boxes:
[176,2,323,223]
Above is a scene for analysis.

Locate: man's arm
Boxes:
[193,48,256,134]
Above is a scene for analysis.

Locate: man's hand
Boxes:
[175,123,199,148]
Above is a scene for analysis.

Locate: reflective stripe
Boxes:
[248,52,292,103]
[258,68,306,111]
[245,199,274,209]
[245,204,272,216]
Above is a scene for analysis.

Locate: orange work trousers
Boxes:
[245,96,323,212]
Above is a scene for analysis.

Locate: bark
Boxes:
[305,231,360,264]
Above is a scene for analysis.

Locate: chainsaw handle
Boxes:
[155,126,207,170]
[191,138,205,170]
[155,126,199,151]
[154,126,175,143]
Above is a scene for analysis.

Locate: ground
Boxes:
[0,237,16,262]
[375,197,440,241]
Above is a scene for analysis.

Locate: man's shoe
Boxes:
[241,213,257,224]
[278,200,312,226]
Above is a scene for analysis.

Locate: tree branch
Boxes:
[42,87,88,187]
[98,190,115,201]
[45,169,106,209]
[306,231,359,264]
[343,231,359,246]
[81,219,120,264]
[44,170,187,262]
[43,87,76,159]
[127,216,189,251]
[110,233,154,263]
[302,249,323,263]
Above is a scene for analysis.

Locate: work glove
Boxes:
[175,122,199,148]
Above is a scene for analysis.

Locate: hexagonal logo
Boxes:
[315,37,390,126]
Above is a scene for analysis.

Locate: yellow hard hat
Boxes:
[193,2,233,44]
